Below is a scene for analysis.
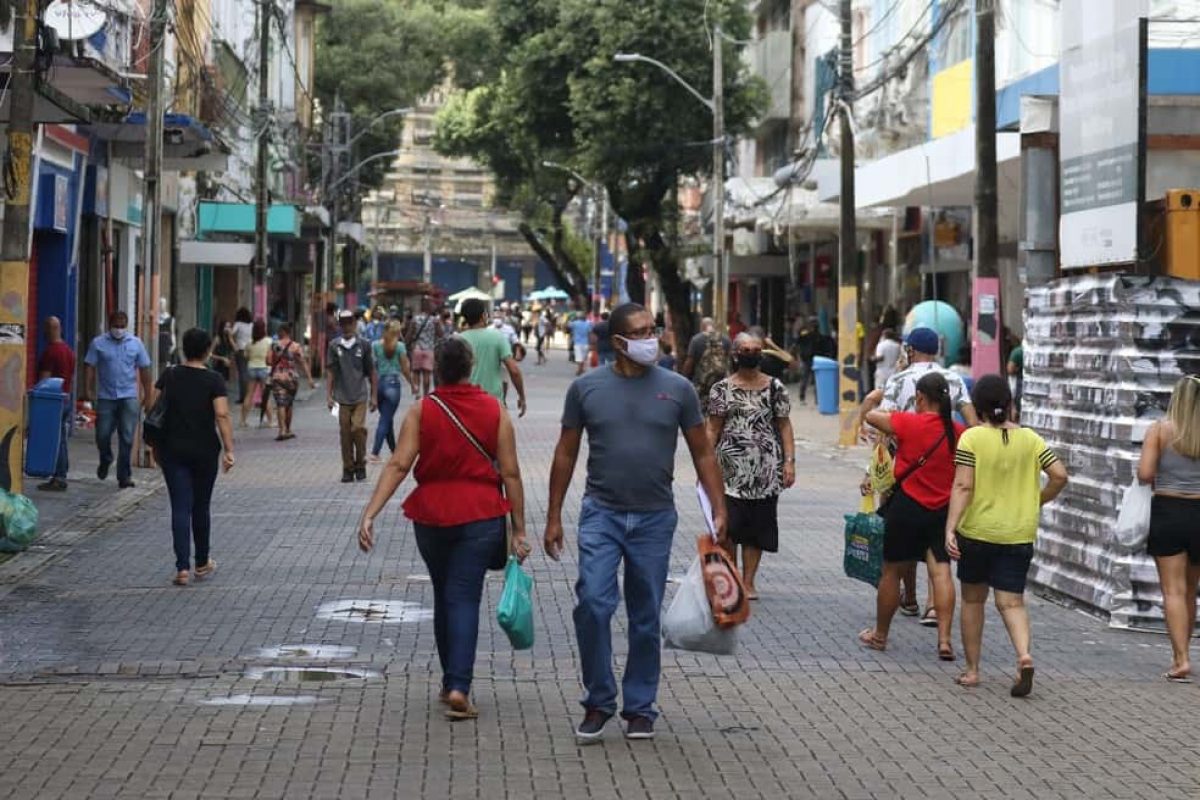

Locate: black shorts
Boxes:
[726,495,779,552]
[883,487,949,564]
[955,537,1034,593]
[1147,495,1200,564]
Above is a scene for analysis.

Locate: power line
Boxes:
[853,0,966,102]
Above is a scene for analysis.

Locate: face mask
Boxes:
[109,327,127,340]
[617,336,659,366]
[735,353,762,370]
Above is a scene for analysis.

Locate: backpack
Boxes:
[694,332,729,402]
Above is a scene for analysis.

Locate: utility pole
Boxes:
[837,0,859,445]
[972,0,1002,376]
[595,189,607,314]
[138,0,167,467]
[253,0,272,320]
[712,23,727,337]
[422,210,433,285]
[0,0,39,493]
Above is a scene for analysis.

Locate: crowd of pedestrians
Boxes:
[28,297,1200,742]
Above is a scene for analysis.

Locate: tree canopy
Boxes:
[434,0,766,338]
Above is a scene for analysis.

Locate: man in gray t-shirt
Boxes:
[326,311,377,483]
[545,303,727,742]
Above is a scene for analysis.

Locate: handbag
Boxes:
[876,432,947,519]
[1114,479,1152,548]
[844,494,886,587]
[496,556,535,649]
[143,367,172,448]
[427,394,510,570]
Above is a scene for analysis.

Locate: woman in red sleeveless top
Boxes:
[357,336,529,720]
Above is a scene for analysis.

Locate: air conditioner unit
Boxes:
[1165,189,1200,280]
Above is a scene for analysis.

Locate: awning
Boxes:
[197,202,301,238]
[0,54,130,123]
[85,112,231,172]
[180,240,255,266]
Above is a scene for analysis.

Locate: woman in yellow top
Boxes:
[944,374,1068,697]
[241,319,274,428]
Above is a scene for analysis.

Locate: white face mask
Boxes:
[617,335,659,366]
[109,327,127,340]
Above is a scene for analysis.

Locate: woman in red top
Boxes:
[860,372,964,660]
[357,336,529,721]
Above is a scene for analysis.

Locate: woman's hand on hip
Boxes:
[358,516,375,553]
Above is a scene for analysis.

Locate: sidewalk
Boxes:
[0,360,1195,799]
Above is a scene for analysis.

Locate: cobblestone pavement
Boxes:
[0,354,1198,799]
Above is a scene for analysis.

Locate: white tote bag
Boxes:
[1114,479,1152,549]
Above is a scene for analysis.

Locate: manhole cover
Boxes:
[257,645,358,660]
[315,600,433,623]
[244,667,379,683]
[201,694,321,707]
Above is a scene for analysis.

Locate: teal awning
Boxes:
[198,202,301,238]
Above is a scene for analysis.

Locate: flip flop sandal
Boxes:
[194,560,217,580]
[445,699,479,721]
[899,602,920,617]
[919,608,939,627]
[1011,665,1035,698]
[1164,671,1193,684]
[172,570,189,586]
[858,628,887,651]
[938,643,956,662]
[955,672,980,687]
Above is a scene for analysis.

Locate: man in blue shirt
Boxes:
[568,314,593,376]
[544,303,727,743]
[83,310,153,488]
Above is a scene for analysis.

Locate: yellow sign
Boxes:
[0,260,29,494]
[837,285,860,447]
[932,58,973,138]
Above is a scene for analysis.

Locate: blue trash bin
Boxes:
[26,377,67,478]
[813,356,839,415]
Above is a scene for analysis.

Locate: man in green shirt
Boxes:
[458,298,527,417]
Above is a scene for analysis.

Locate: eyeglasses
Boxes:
[620,325,656,340]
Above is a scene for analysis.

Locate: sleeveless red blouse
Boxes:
[401,383,511,527]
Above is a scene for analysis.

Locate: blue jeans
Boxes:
[372,375,403,456]
[95,397,141,483]
[573,495,678,721]
[54,405,70,480]
[160,450,220,571]
[414,516,505,695]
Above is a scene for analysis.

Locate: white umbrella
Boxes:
[447,286,494,314]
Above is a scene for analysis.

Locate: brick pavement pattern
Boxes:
[0,355,1198,799]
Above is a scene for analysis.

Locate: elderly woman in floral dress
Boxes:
[706,331,796,599]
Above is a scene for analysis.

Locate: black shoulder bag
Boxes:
[427,394,511,570]
[876,432,947,519]
[143,367,173,448]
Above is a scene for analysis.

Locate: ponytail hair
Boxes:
[916,372,956,456]
[971,373,1014,443]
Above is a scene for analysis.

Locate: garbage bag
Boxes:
[844,495,885,588]
[0,490,38,552]
[496,556,534,650]
[1114,479,1152,549]
[663,558,738,655]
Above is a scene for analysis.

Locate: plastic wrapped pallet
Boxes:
[1024,274,1200,630]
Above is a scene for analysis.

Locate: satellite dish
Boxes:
[44,1,108,42]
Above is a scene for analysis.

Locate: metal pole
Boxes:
[712,23,727,337]
[0,0,40,493]
[837,0,860,445]
[974,0,998,281]
[422,212,433,285]
[253,0,272,320]
[142,0,166,374]
[594,189,606,314]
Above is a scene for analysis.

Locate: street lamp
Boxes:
[348,107,413,151]
[615,29,727,335]
[543,160,608,314]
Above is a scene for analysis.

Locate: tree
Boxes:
[432,0,766,345]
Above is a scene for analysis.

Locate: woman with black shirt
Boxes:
[154,328,236,586]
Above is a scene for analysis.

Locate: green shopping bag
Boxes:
[496,556,534,650]
[0,490,38,553]
[843,495,885,588]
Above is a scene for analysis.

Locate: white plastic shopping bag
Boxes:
[662,559,738,655]
[1114,479,1152,548]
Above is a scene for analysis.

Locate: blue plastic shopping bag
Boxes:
[496,556,534,650]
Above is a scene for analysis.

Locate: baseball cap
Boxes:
[904,327,939,355]
[338,310,354,321]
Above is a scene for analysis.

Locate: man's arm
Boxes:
[503,357,527,417]
[682,423,727,543]
[139,367,153,409]
[83,364,96,400]
[543,426,583,560]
